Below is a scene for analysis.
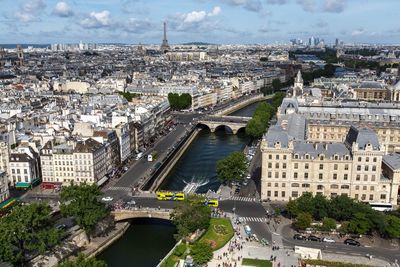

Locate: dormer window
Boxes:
[319,154,325,160]
[334,155,339,160]
[305,154,310,159]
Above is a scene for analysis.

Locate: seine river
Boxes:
[98,101,261,266]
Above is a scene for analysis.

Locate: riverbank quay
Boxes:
[29,222,130,267]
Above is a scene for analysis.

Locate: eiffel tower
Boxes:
[160,21,170,53]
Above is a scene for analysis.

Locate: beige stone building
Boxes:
[261,125,399,205]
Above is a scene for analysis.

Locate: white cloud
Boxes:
[80,10,112,28]
[222,0,263,12]
[351,28,365,36]
[15,0,46,22]
[297,0,315,12]
[182,6,222,24]
[53,2,74,17]
[323,0,346,13]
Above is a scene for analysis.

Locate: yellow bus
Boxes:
[204,199,219,207]
[156,191,185,201]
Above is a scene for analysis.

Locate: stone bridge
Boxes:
[197,115,250,134]
[112,209,171,222]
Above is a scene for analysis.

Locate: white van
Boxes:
[147,155,153,162]
[135,152,143,160]
[244,225,252,235]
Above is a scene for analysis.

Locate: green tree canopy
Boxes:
[294,212,312,230]
[0,202,62,265]
[383,215,400,238]
[168,93,192,110]
[245,117,265,139]
[57,254,107,267]
[216,151,248,183]
[60,183,108,235]
[321,218,337,232]
[170,195,211,241]
[347,213,371,235]
[191,242,213,265]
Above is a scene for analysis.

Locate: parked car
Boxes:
[101,196,113,202]
[308,235,321,242]
[344,239,361,246]
[55,224,67,230]
[127,200,136,205]
[322,237,335,243]
[293,234,306,240]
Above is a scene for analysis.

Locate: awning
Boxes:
[15,182,31,188]
[96,176,109,186]
[0,198,16,209]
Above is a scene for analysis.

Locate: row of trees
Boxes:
[288,193,400,238]
[167,93,192,110]
[0,183,110,265]
[245,92,286,139]
[301,63,336,84]
[118,91,140,102]
[216,151,248,184]
[289,48,339,64]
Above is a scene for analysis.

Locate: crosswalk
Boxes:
[229,196,258,202]
[237,216,267,223]
[107,186,131,192]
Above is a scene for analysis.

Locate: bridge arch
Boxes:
[112,210,171,222]
[214,124,234,134]
[236,126,247,135]
[196,123,211,132]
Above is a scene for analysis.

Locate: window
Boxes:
[366,157,369,162]
[364,166,369,171]
[282,183,286,187]
[275,163,279,168]
[282,163,287,169]
[357,165,361,171]
[373,157,377,162]
[267,191,271,197]
[274,191,278,197]
[281,191,286,197]
[268,172,272,178]
[292,183,299,187]
[380,194,386,200]
[334,164,338,170]
[267,182,271,186]
[283,155,287,160]
[282,172,286,178]
[275,172,279,178]
[317,185,323,190]
[344,174,348,180]
[355,194,359,199]
[358,157,362,162]
[305,163,309,169]
[341,185,350,189]
[319,173,323,180]
[292,191,299,198]
[268,163,272,168]
[372,166,376,171]
[302,183,310,188]
[330,184,339,189]
[294,172,298,179]
[275,183,279,187]
[294,163,298,169]
[276,155,279,160]
[304,173,308,179]
[361,194,366,200]
[371,175,376,181]
[363,186,367,190]
[333,173,337,180]
[356,185,360,190]
[344,164,349,170]
[269,155,272,160]
[319,164,324,170]
[369,194,373,201]
[364,175,368,181]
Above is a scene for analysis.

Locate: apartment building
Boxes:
[261,125,399,205]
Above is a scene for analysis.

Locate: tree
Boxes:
[272,79,282,91]
[170,195,211,241]
[294,212,312,230]
[191,242,213,265]
[245,117,265,139]
[0,202,62,265]
[311,194,329,220]
[60,183,108,236]
[57,253,107,267]
[168,93,192,110]
[321,218,336,232]
[347,213,371,235]
[383,215,400,238]
[216,151,248,183]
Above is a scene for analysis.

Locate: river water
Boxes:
[98,101,262,266]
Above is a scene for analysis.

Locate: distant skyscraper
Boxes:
[335,38,339,47]
[161,21,170,53]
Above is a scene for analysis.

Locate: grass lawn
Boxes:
[242,258,273,267]
[199,218,234,250]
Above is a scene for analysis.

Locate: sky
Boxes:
[0,0,399,44]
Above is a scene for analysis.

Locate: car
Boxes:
[101,196,113,202]
[127,200,136,205]
[293,234,306,240]
[322,237,335,243]
[308,235,321,242]
[344,238,361,246]
[246,175,251,179]
[55,224,67,230]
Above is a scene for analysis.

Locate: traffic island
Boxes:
[242,258,273,267]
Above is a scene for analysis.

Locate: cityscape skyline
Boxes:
[1,0,400,44]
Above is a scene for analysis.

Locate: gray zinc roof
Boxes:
[383,153,400,170]
[266,125,289,148]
